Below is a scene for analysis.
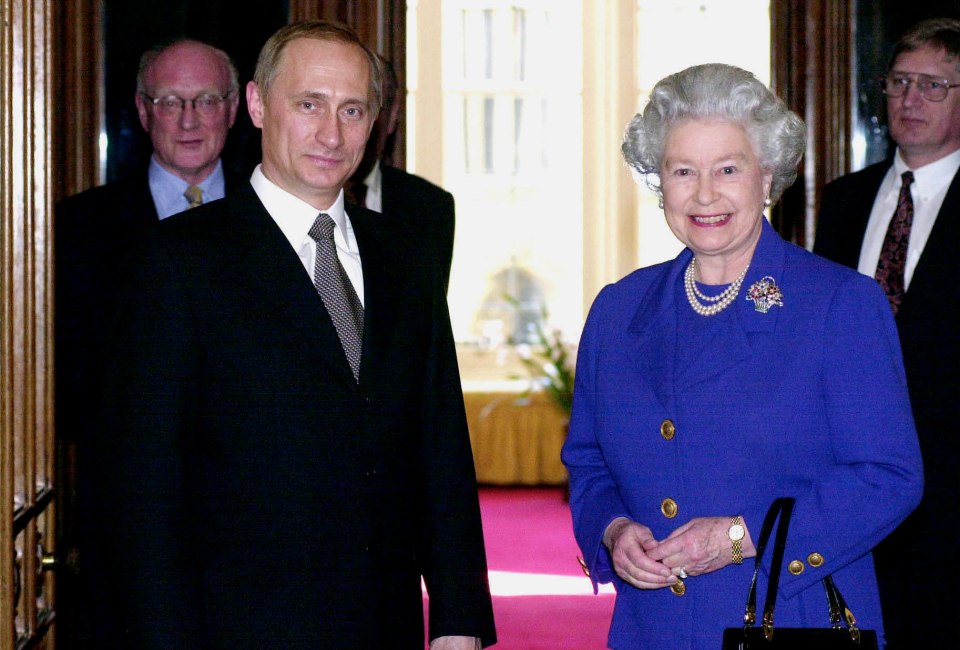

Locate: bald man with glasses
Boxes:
[54,38,243,647]
[132,39,241,216]
[814,17,960,648]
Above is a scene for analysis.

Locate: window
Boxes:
[408,0,770,382]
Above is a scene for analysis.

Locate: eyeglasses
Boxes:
[880,73,960,102]
[141,92,233,117]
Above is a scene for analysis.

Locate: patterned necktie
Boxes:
[184,185,204,208]
[874,171,914,315]
[308,213,364,380]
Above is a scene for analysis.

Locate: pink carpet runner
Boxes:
[425,487,615,649]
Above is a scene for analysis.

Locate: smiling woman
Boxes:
[562,63,923,649]
[659,120,772,284]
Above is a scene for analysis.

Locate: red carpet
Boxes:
[425,487,615,648]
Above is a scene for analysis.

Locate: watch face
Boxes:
[729,524,745,541]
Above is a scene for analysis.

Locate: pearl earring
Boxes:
[658,198,664,209]
[763,197,772,207]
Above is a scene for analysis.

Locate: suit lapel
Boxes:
[625,254,685,411]
[675,220,785,389]
[846,164,888,258]
[627,220,786,404]
[379,164,409,210]
[903,166,960,313]
[349,205,400,381]
[227,185,360,387]
[672,312,751,393]
[824,162,889,269]
[130,174,161,225]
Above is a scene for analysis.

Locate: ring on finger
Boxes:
[678,566,688,579]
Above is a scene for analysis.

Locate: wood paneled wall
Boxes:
[53,0,103,203]
[1,0,56,647]
[771,0,854,248]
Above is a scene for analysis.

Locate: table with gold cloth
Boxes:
[462,391,569,485]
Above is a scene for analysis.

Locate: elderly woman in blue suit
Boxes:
[561,63,923,649]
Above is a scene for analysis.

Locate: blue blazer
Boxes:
[562,219,922,649]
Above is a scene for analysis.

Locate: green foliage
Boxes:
[505,295,575,416]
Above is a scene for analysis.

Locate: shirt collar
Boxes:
[362,159,382,190]
[893,147,960,191]
[148,157,225,218]
[249,164,354,252]
[359,160,383,212]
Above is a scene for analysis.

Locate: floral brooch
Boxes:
[746,276,784,313]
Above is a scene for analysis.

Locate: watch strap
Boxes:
[731,516,744,564]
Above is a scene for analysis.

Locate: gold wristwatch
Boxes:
[728,516,745,564]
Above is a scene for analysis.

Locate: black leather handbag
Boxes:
[721,497,879,649]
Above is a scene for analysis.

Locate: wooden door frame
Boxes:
[2,1,56,648]
[771,0,855,248]
[53,0,104,204]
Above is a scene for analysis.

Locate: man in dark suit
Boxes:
[93,21,495,649]
[814,17,960,648]
[57,37,241,450]
[349,55,456,289]
[55,38,241,648]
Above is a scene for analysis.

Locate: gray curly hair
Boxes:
[622,63,806,204]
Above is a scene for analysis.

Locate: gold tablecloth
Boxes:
[463,391,569,485]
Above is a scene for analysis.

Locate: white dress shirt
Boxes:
[360,159,384,213]
[858,148,960,289]
[148,157,226,219]
[249,165,364,305]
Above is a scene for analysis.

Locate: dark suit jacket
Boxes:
[55,168,245,445]
[54,168,248,648]
[56,174,157,443]
[815,159,960,646]
[380,163,456,290]
[92,183,496,648]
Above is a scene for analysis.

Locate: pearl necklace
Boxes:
[683,258,749,317]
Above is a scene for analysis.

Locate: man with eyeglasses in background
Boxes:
[54,38,240,648]
[815,17,960,648]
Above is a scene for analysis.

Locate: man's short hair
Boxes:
[253,20,383,113]
[890,17,960,72]
[377,53,399,112]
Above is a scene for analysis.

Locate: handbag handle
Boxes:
[741,497,790,628]
[739,497,864,643]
